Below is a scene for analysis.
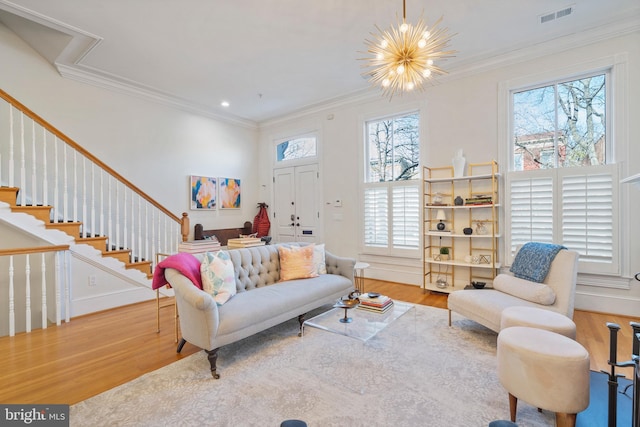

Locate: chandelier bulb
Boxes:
[418,39,426,49]
[397,65,405,75]
[423,69,432,77]
[423,30,431,39]
[406,81,415,90]
[400,22,409,33]
[380,39,389,49]
[376,52,384,60]
[382,78,391,88]
[427,59,434,66]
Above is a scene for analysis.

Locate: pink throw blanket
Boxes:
[151,252,203,290]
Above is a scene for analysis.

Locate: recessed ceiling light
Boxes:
[221,101,230,107]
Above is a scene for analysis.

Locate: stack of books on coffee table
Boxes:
[178,239,221,254]
[227,237,265,249]
[357,293,394,314]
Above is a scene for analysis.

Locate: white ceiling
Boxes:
[1,0,639,125]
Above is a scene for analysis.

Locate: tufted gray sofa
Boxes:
[165,242,355,378]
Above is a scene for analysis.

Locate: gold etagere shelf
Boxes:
[423,160,501,294]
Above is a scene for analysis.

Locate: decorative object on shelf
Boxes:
[475,221,488,235]
[436,263,449,288]
[470,255,480,264]
[452,149,466,178]
[454,195,464,206]
[463,227,473,235]
[439,246,450,261]
[432,192,444,205]
[362,0,456,99]
[436,210,447,230]
[479,255,491,264]
[471,281,486,289]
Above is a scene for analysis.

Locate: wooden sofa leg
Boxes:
[176,338,186,353]
[205,348,220,379]
[509,393,518,422]
[297,313,306,337]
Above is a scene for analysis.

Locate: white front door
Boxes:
[273,164,320,243]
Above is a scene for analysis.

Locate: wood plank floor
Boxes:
[0,279,637,405]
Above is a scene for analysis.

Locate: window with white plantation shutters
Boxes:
[364,186,388,248]
[362,111,420,256]
[560,165,617,273]
[392,184,419,249]
[506,165,618,274]
[508,173,554,254]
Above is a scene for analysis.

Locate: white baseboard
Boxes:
[574,291,640,317]
[71,287,156,317]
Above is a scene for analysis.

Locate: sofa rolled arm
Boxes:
[325,250,356,285]
[165,268,220,350]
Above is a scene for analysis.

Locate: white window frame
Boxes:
[498,54,630,283]
[273,132,319,166]
[360,109,422,258]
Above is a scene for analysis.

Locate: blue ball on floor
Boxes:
[280,420,307,427]
[489,421,517,427]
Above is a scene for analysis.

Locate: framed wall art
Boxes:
[190,175,217,210]
[219,178,241,209]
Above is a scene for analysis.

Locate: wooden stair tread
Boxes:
[0,187,19,205]
[10,205,52,222]
[45,222,82,239]
[102,250,131,263]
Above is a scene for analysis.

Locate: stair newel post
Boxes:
[54,251,62,326]
[181,212,190,243]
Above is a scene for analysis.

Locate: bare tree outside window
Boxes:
[367,113,419,182]
[276,137,317,162]
[513,74,605,171]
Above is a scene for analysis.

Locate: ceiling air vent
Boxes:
[539,5,574,24]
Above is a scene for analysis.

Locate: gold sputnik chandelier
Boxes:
[363,0,456,98]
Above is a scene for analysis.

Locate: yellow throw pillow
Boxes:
[278,244,318,281]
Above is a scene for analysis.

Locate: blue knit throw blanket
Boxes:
[510,242,566,283]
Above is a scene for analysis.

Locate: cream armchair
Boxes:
[448,249,579,332]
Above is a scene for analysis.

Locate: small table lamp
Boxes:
[436,210,446,230]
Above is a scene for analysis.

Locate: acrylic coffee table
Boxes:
[301,300,414,342]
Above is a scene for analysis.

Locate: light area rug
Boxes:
[70,304,554,427]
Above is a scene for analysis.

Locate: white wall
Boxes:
[259,31,640,316]
[0,23,260,234]
[0,22,260,315]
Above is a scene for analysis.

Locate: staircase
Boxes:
[1,185,152,276]
[0,89,189,335]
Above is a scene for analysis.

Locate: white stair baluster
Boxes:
[25,254,31,333]
[42,128,48,206]
[20,113,25,205]
[82,157,87,236]
[115,181,120,251]
[53,137,59,223]
[55,251,61,326]
[64,250,70,322]
[31,121,37,206]
[99,169,104,237]
[41,253,47,329]
[73,150,78,222]
[9,256,15,337]
[63,144,68,222]
[91,162,96,238]
[9,106,14,187]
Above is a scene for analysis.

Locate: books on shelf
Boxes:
[357,294,394,313]
[178,238,221,254]
[465,195,493,205]
[227,237,265,249]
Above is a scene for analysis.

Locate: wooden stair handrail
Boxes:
[0,88,187,230]
[0,245,71,256]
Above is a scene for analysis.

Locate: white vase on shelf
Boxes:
[452,149,466,178]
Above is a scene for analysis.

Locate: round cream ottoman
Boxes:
[500,306,577,339]
[497,326,590,427]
